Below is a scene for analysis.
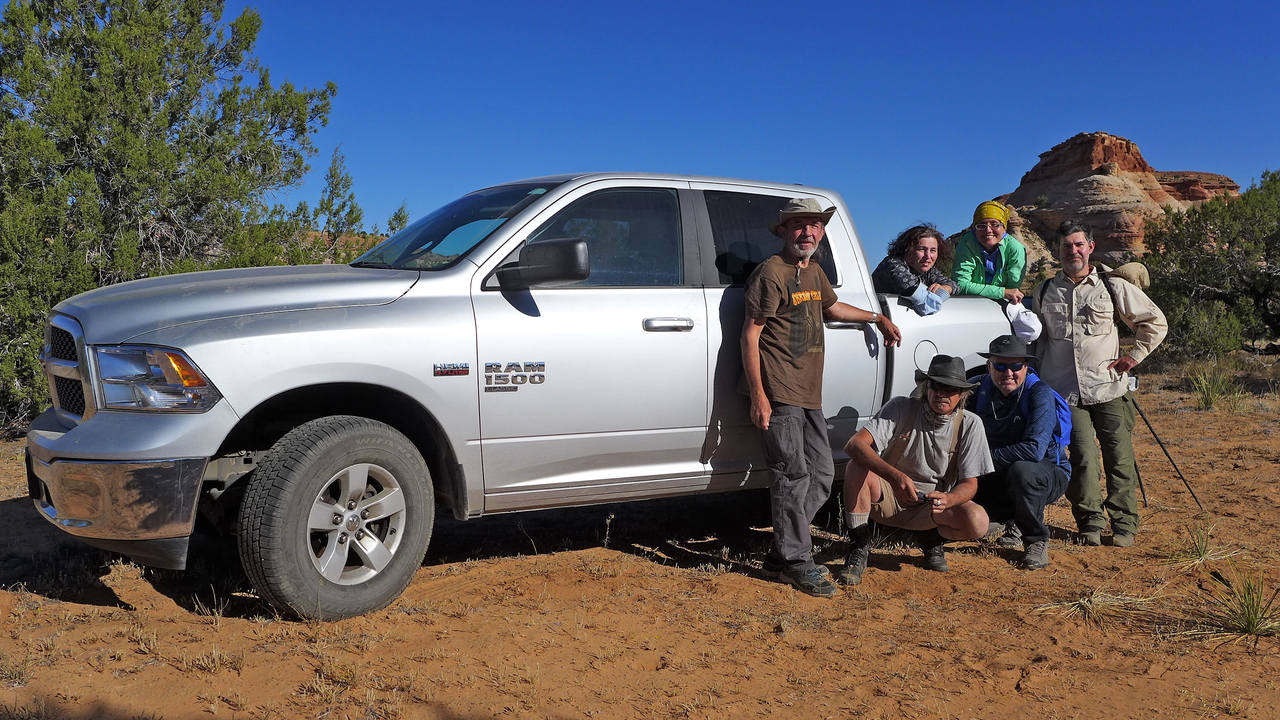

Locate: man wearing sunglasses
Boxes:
[837,355,993,585]
[970,335,1069,570]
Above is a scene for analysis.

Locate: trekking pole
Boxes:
[1130,396,1204,511]
[1133,460,1149,507]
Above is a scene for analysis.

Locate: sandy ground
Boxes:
[1,367,1279,719]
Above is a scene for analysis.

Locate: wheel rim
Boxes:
[306,462,408,586]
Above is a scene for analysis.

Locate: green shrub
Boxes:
[1159,297,1245,360]
[1146,170,1280,357]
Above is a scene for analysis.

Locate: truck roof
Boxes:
[482,172,836,198]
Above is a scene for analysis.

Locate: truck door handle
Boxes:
[643,317,695,332]
[825,321,868,329]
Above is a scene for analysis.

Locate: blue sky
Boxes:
[236,0,1280,260]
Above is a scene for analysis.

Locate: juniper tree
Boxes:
[1146,170,1280,356]
[387,201,410,235]
[315,145,363,260]
[0,0,336,427]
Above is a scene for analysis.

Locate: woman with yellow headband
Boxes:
[951,201,1027,303]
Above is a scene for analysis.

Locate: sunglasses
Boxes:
[991,362,1026,373]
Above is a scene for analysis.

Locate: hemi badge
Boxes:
[433,363,469,377]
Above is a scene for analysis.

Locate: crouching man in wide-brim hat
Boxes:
[836,355,994,585]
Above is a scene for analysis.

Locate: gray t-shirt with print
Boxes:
[864,396,994,495]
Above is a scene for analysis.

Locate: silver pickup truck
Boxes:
[26,173,1009,619]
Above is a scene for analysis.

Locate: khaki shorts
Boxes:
[871,477,939,531]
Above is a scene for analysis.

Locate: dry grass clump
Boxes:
[295,656,366,704]
[1033,585,1167,627]
[0,651,31,685]
[1160,523,1243,572]
[176,647,245,674]
[314,657,362,688]
[190,587,230,627]
[0,699,52,720]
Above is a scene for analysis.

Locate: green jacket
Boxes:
[951,230,1027,300]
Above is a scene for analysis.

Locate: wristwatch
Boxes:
[870,312,879,324]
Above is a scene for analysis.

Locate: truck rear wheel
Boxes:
[237,416,433,620]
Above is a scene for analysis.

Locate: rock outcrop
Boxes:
[1004,132,1238,264]
[1156,171,1240,203]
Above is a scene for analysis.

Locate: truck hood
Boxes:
[56,265,421,343]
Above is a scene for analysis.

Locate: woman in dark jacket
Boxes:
[871,225,958,314]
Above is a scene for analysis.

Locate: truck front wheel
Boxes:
[237,416,434,620]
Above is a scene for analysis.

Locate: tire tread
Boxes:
[237,415,432,620]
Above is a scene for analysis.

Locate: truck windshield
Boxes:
[352,182,563,270]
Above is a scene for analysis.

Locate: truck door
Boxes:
[691,185,885,487]
[471,181,710,511]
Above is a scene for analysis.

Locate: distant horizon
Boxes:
[228,0,1278,262]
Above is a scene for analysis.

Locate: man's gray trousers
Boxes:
[761,405,834,572]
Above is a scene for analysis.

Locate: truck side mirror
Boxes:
[494,238,590,290]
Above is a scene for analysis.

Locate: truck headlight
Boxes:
[94,346,222,412]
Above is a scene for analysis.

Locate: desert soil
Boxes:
[1,368,1279,719]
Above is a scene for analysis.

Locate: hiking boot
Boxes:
[995,522,1023,549]
[836,525,872,586]
[918,529,949,572]
[1021,540,1050,570]
[1112,532,1135,548]
[982,518,1007,542]
[780,566,839,598]
[762,555,830,580]
[1079,529,1102,547]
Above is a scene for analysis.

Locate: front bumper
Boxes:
[26,449,206,570]
[23,403,233,570]
[26,449,206,539]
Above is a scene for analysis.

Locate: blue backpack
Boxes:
[975,370,1072,468]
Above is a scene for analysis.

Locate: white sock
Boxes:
[845,512,869,529]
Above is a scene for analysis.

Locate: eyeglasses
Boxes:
[991,362,1025,373]
[928,381,964,395]
[974,221,1004,231]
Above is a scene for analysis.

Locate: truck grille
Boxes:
[43,314,96,422]
[54,376,86,415]
[50,327,77,361]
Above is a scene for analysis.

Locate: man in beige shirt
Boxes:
[1033,221,1167,547]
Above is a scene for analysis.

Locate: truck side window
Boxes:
[525,188,682,287]
[705,191,838,286]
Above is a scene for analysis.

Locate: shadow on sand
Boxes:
[3,487,831,619]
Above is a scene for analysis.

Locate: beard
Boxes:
[790,236,817,260]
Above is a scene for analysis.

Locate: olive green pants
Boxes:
[1066,394,1140,535]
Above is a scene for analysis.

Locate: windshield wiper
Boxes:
[349,260,399,269]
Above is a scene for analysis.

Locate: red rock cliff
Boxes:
[1005,132,1238,263]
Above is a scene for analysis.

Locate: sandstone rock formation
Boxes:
[1004,132,1238,264]
[1156,171,1240,203]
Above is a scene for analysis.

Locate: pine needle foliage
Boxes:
[1146,170,1280,357]
[0,0,337,428]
